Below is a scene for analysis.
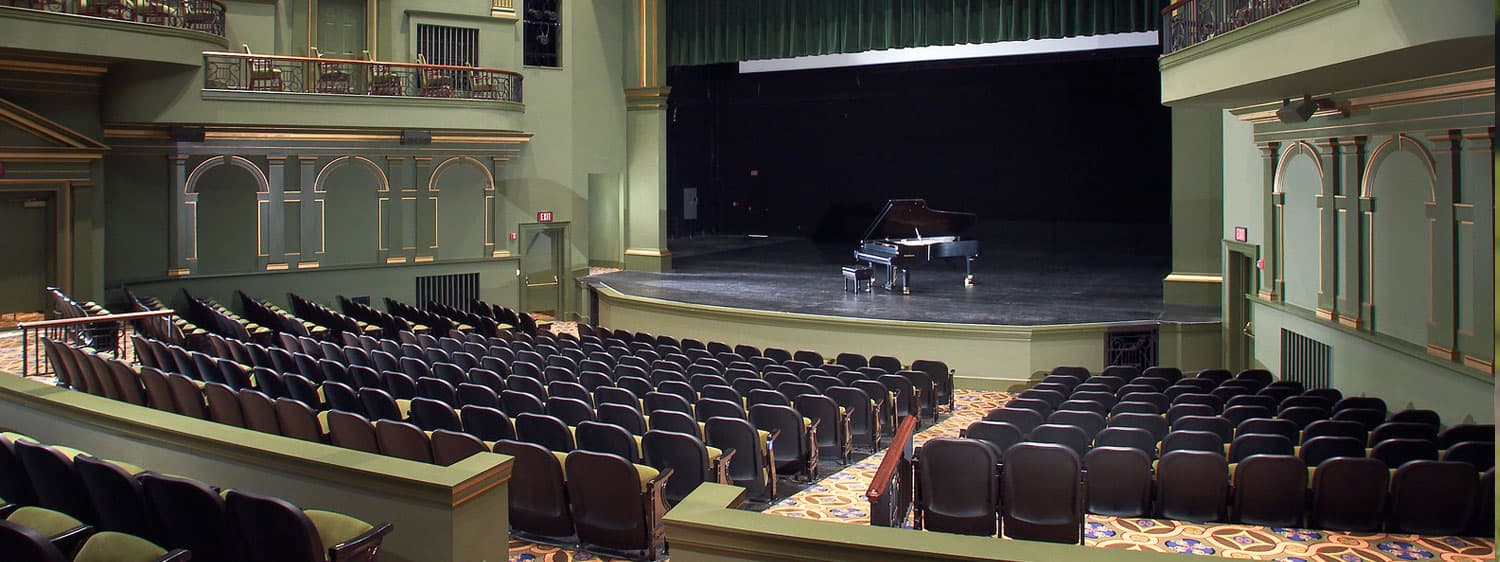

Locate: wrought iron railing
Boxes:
[1161,0,1313,54]
[865,415,919,527]
[203,51,524,103]
[18,310,177,378]
[1,0,225,37]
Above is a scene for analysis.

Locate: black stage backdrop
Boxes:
[666,45,1171,257]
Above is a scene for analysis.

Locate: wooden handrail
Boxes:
[865,415,919,503]
[19,309,176,330]
[202,51,524,78]
[1161,0,1192,14]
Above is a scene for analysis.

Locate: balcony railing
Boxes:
[2,0,225,37]
[1161,0,1313,54]
[203,51,524,104]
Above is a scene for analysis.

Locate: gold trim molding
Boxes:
[104,124,533,145]
[1463,355,1494,374]
[625,86,671,110]
[1163,273,1223,284]
[1426,344,1458,361]
[1234,75,1495,124]
[624,247,670,257]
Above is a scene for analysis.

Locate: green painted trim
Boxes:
[0,5,228,48]
[594,282,1154,338]
[202,89,526,112]
[112,255,520,286]
[0,374,513,506]
[1250,297,1495,384]
[1158,0,1359,70]
[665,484,1185,562]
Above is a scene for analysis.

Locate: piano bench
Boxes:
[842,265,873,293]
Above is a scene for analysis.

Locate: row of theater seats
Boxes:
[0,431,391,561]
[913,365,1494,540]
[121,333,801,502]
[237,290,330,341]
[45,340,694,560]
[138,317,943,481]
[988,365,1493,470]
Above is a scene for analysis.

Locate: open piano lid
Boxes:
[860,199,977,241]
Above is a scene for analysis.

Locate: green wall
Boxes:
[1165,106,1224,306]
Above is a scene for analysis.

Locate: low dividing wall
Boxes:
[0,375,511,562]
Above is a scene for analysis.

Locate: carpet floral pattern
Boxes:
[761,389,1495,562]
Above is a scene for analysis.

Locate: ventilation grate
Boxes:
[1105,325,1158,371]
[1280,328,1331,389]
[416,273,479,312]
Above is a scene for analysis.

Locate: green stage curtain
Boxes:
[668,0,1165,67]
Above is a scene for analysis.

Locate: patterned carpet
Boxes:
[760,389,1495,562]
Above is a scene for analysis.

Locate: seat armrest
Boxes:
[713,448,738,484]
[328,521,394,562]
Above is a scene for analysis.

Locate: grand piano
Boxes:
[854,199,980,294]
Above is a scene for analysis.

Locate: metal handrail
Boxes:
[1161,0,1314,54]
[1,0,226,37]
[19,309,176,377]
[202,51,524,103]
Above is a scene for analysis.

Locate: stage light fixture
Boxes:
[1276,95,1316,124]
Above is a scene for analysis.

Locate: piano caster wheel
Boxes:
[964,275,974,287]
[902,286,910,295]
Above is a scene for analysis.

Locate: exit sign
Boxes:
[1234,226,1248,242]
[537,211,554,223]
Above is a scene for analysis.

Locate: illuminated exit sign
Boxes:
[537,211,554,223]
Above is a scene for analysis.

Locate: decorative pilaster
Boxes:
[167,154,191,276]
[1258,142,1280,300]
[1425,132,1459,360]
[1457,128,1494,373]
[412,156,436,262]
[299,156,323,268]
[489,156,508,257]
[266,156,288,269]
[389,156,416,264]
[621,0,670,271]
[1314,139,1339,318]
[1333,137,1366,328]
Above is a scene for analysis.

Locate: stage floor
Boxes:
[588,237,1218,327]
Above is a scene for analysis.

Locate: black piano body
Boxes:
[853,199,980,294]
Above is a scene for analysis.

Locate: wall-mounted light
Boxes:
[1277,94,1350,123]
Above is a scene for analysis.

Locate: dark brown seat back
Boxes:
[1388,460,1479,535]
[1308,457,1388,532]
[565,450,666,560]
[1155,450,1228,523]
[916,437,1000,536]
[1230,454,1307,526]
[1002,442,1082,544]
[327,410,380,454]
[1082,447,1151,517]
[493,439,574,540]
[431,429,487,466]
[375,419,433,463]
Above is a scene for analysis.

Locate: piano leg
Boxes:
[900,268,910,295]
[964,257,975,287]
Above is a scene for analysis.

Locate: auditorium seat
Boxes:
[74,455,154,539]
[827,386,879,451]
[1002,442,1083,544]
[1161,430,1225,457]
[916,438,1001,536]
[1440,441,1494,472]
[1370,438,1439,468]
[322,382,363,415]
[1106,413,1168,443]
[705,416,774,500]
[1308,457,1388,531]
[1165,403,1214,425]
[328,410,381,454]
[431,430,487,466]
[750,404,818,481]
[1029,424,1090,458]
[516,413,576,453]
[1235,417,1298,442]
[226,488,393,562]
[1331,408,1385,430]
[1388,460,1479,535]
[15,441,97,524]
[1226,434,1294,464]
[1298,436,1367,467]
[1155,450,1228,523]
[375,420,434,463]
[794,394,850,464]
[643,430,725,506]
[1369,422,1438,446]
[275,398,328,443]
[1047,410,1105,441]
[1082,446,1152,517]
[460,405,517,442]
[1093,427,1157,459]
[140,473,242,562]
[493,440,574,543]
[1437,424,1495,449]
[576,420,641,463]
[599,403,648,436]
[564,450,670,560]
[203,382,246,427]
[1230,455,1306,527]
[1300,419,1366,445]
[165,373,208,419]
[1171,416,1232,443]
